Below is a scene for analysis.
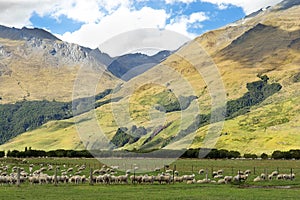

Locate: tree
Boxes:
[261,153,268,160]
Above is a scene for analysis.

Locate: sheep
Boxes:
[28,176,39,184]
[38,174,48,184]
[284,174,295,180]
[67,168,73,173]
[198,169,205,175]
[277,174,284,180]
[214,175,223,179]
[78,165,86,171]
[217,179,226,184]
[186,179,196,184]
[237,171,244,175]
[212,171,218,177]
[142,175,154,184]
[74,171,82,175]
[260,173,266,180]
[224,176,233,184]
[197,178,211,184]
[244,170,251,175]
[103,174,112,184]
[174,176,184,183]
[253,176,263,182]
[117,174,129,184]
[271,171,279,177]
[47,165,53,171]
[154,168,160,172]
[156,174,171,184]
[130,175,143,184]
[233,174,248,183]
[96,175,104,184]
[217,170,223,175]
[183,174,195,181]
[268,174,273,180]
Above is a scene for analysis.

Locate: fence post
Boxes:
[173,165,176,184]
[16,167,20,187]
[54,167,58,186]
[90,168,94,185]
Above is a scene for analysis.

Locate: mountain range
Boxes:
[0,0,299,155]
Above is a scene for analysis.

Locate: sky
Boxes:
[0,0,283,56]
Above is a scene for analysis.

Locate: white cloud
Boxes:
[165,0,196,4]
[0,0,60,27]
[199,0,283,14]
[164,0,283,14]
[165,12,208,38]
[58,6,170,49]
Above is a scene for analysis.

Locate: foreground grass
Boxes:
[1,158,300,199]
[1,184,300,200]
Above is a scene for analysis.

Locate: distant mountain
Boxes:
[0,25,60,41]
[107,50,172,81]
[0,25,118,103]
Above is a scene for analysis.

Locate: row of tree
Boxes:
[1,148,300,160]
[5,149,93,158]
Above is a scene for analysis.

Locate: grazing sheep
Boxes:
[67,168,73,173]
[214,175,223,179]
[197,178,211,184]
[277,174,284,180]
[103,174,111,184]
[212,171,218,177]
[75,171,82,175]
[237,171,244,175]
[174,176,184,183]
[28,176,39,184]
[271,171,279,177]
[217,179,226,184]
[268,174,273,180]
[198,169,204,175]
[260,173,266,180]
[183,174,195,181]
[244,170,251,175]
[109,175,118,184]
[224,176,233,184]
[142,175,154,184]
[253,176,262,182]
[217,170,223,175]
[186,179,196,184]
[118,174,129,184]
[130,175,143,184]
[154,168,160,172]
[157,174,171,184]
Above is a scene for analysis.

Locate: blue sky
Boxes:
[0,0,282,55]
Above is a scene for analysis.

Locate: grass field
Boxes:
[0,158,300,200]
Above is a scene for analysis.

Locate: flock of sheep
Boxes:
[0,162,296,186]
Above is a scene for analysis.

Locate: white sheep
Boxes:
[253,176,263,182]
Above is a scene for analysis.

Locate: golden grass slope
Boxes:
[1,3,300,154]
